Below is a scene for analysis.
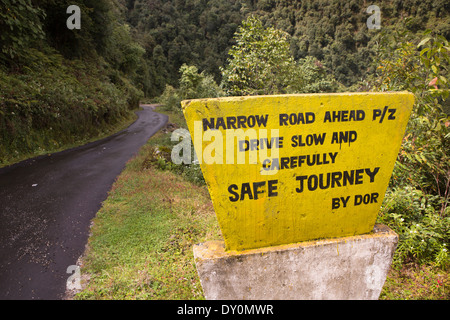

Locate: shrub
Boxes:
[373,30,449,267]
[158,64,222,111]
[379,187,449,268]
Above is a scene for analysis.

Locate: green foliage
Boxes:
[287,56,341,94]
[0,0,147,164]
[379,187,449,268]
[0,48,140,165]
[124,0,450,95]
[159,64,222,110]
[106,24,145,77]
[220,16,340,96]
[139,145,205,186]
[220,15,296,96]
[178,64,223,100]
[373,30,450,211]
[373,30,450,268]
[0,0,45,62]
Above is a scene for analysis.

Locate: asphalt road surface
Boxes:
[0,106,168,300]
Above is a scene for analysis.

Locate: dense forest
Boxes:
[123,0,450,95]
[0,0,146,165]
[1,0,449,270]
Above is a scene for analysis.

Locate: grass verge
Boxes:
[74,108,221,300]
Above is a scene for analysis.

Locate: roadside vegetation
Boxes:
[74,109,221,299]
[0,0,145,167]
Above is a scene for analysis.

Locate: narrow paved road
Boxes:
[0,106,168,300]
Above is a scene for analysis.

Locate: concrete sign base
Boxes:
[193,224,398,300]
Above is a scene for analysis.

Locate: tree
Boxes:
[220,15,296,96]
[220,15,339,96]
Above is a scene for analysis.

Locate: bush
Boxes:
[158,85,181,111]
[158,64,222,111]
[138,145,205,186]
[372,29,449,267]
[379,187,449,268]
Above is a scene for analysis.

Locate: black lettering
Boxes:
[290,156,298,169]
[388,109,396,120]
[226,117,237,129]
[355,169,364,184]
[373,109,382,121]
[268,180,278,197]
[341,110,349,121]
[280,157,290,169]
[228,184,239,202]
[215,117,226,130]
[239,140,249,152]
[332,111,340,122]
[297,113,305,124]
[262,159,271,169]
[203,118,215,131]
[357,110,365,121]
[308,175,318,191]
[296,176,307,193]
[279,113,289,126]
[315,133,326,145]
[343,170,354,186]
[331,171,342,188]
[332,198,340,209]
[253,181,266,199]
[250,139,259,151]
[240,183,253,200]
[329,152,338,163]
[365,167,380,182]
[371,192,379,203]
[291,135,298,147]
[289,113,296,124]
[306,112,315,123]
[349,110,356,121]
[355,195,363,206]
[256,114,269,127]
[319,173,330,189]
[341,196,350,207]
[237,116,247,128]
[247,115,256,128]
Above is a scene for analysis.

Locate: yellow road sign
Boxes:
[182,92,414,251]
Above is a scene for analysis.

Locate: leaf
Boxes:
[420,48,430,56]
[417,37,431,48]
[431,65,438,74]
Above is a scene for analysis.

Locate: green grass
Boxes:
[75,108,221,300]
[380,263,448,300]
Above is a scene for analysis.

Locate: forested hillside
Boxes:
[0,0,145,165]
[124,0,450,94]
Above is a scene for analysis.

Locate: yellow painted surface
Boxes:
[182,92,414,251]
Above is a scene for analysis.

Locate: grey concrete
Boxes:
[194,224,398,300]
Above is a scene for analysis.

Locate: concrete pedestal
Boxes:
[193,224,398,300]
